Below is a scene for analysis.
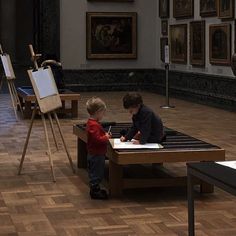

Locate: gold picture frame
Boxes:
[86,12,137,59]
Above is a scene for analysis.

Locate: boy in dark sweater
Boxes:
[120,93,164,144]
[86,97,111,199]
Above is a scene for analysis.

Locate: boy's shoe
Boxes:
[90,188,108,200]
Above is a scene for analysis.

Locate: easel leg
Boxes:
[53,111,75,173]
[11,82,23,115]
[18,104,37,174]
[41,113,56,182]
[7,80,18,119]
[48,112,59,151]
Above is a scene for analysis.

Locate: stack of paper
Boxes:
[216,161,236,170]
[110,138,163,149]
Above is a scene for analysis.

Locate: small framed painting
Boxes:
[173,0,193,19]
[161,20,168,36]
[190,21,205,67]
[209,24,231,65]
[159,0,169,18]
[170,24,187,64]
[218,0,234,19]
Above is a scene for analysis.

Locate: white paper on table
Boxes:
[32,68,58,99]
[0,54,15,78]
[110,138,163,149]
[216,161,236,170]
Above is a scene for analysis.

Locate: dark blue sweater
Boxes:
[125,105,164,144]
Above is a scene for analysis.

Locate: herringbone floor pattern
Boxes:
[0,91,236,236]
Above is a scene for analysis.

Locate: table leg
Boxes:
[71,100,78,118]
[200,181,214,193]
[188,170,195,236]
[109,160,123,197]
[77,138,87,168]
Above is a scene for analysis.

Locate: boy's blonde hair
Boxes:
[86,97,107,115]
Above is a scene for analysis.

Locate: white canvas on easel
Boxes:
[0,54,16,79]
[0,53,23,119]
[32,67,57,99]
[28,66,62,113]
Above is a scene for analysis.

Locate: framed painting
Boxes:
[200,0,217,17]
[209,24,231,65]
[161,20,168,36]
[173,0,193,19]
[159,0,169,18]
[170,24,187,64]
[190,21,205,67]
[160,37,168,62]
[218,0,234,19]
[86,12,137,59]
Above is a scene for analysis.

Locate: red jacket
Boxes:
[86,119,109,155]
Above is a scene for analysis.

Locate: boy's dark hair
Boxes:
[123,92,143,109]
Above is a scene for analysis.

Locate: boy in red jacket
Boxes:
[86,97,111,199]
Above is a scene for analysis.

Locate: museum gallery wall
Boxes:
[159,0,236,77]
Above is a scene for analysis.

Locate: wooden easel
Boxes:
[0,44,23,119]
[18,45,75,181]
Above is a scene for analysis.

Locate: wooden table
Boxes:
[73,122,225,197]
[17,86,80,118]
[187,162,236,236]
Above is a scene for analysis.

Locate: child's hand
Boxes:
[132,139,140,144]
[133,131,141,140]
[120,136,126,142]
[105,132,112,139]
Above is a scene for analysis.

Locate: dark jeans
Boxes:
[87,154,105,189]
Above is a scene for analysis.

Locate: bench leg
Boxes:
[77,138,87,168]
[109,160,123,197]
[24,101,32,119]
[200,181,214,193]
[71,100,78,118]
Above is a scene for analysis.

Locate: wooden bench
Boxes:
[17,86,80,118]
[73,122,225,197]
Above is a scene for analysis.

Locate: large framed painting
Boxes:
[209,24,231,65]
[170,24,187,64]
[160,37,168,62]
[190,21,205,67]
[200,0,217,17]
[218,0,234,19]
[159,0,169,18]
[161,20,168,36]
[173,0,193,19]
[86,12,137,59]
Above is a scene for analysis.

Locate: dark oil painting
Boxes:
[86,12,137,59]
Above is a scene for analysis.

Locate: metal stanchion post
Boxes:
[161,45,175,109]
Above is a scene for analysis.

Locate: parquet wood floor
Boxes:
[0,91,236,235]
